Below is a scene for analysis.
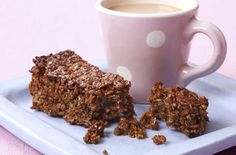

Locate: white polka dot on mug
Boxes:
[146,30,166,48]
[116,66,132,81]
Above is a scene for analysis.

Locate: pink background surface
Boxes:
[0,0,235,154]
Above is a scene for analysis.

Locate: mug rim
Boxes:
[95,0,199,18]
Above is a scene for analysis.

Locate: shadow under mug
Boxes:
[96,0,227,103]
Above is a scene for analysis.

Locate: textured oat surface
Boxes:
[114,117,146,139]
[139,111,159,130]
[29,50,135,127]
[148,82,209,137]
[83,121,105,144]
[152,135,166,145]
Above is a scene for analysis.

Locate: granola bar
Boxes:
[152,135,166,145]
[114,117,146,139]
[148,82,209,137]
[83,121,105,144]
[148,82,168,120]
[29,50,135,127]
[139,111,159,130]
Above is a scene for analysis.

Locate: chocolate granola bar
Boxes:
[83,121,105,144]
[148,82,209,137]
[114,117,146,139]
[139,111,159,130]
[29,50,135,127]
[152,135,166,145]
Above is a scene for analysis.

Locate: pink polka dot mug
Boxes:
[96,0,227,103]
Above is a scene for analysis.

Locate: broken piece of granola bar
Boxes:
[148,82,168,120]
[139,111,159,130]
[148,82,209,137]
[152,135,166,145]
[83,121,105,144]
[114,117,146,139]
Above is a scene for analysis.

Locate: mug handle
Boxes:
[178,18,227,86]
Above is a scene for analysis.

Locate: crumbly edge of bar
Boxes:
[148,82,209,137]
[114,117,147,139]
[139,111,159,130]
[83,121,105,144]
[152,135,167,145]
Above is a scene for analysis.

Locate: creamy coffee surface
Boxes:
[109,3,181,14]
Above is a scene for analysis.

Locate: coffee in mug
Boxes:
[109,3,181,14]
